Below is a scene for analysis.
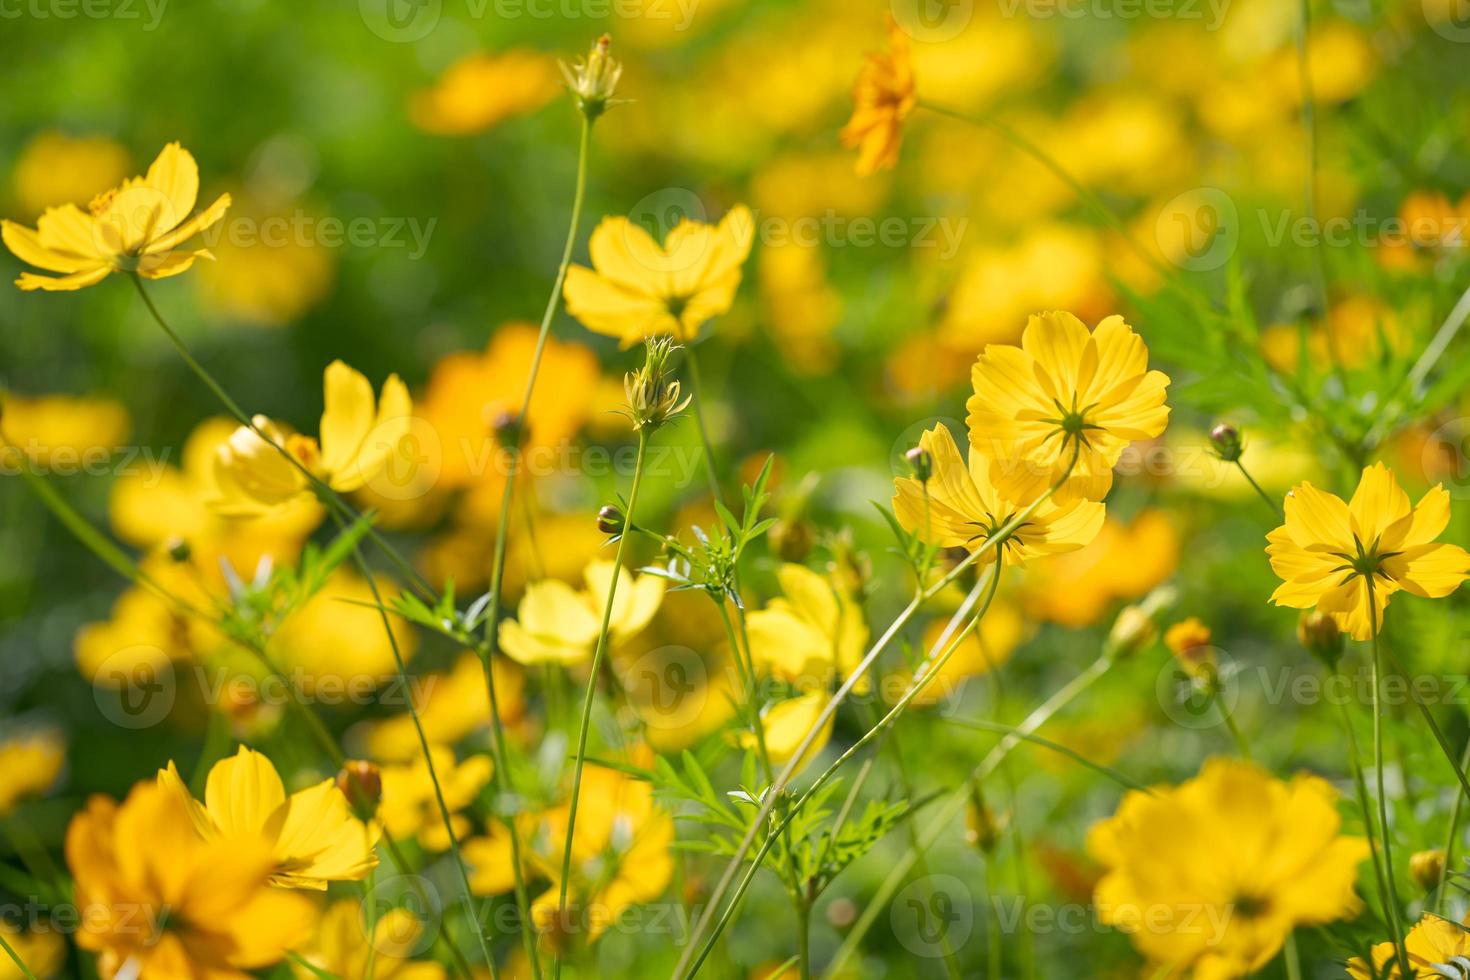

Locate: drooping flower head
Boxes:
[891,424,1105,563]
[966,312,1171,505]
[1267,463,1470,640]
[158,745,378,889]
[209,360,411,515]
[563,204,754,347]
[1088,757,1369,978]
[3,142,230,291]
[840,17,916,176]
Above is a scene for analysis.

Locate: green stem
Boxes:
[552,428,650,975]
[1215,693,1252,761]
[1367,588,1411,978]
[1436,735,1470,916]
[683,345,724,507]
[1233,459,1280,518]
[1284,931,1302,980]
[0,933,37,980]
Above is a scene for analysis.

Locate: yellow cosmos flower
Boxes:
[745,562,868,691]
[210,360,411,516]
[893,424,1106,563]
[0,920,64,980]
[1088,757,1368,978]
[562,205,754,346]
[0,730,64,817]
[0,392,130,466]
[376,745,492,851]
[1348,914,1470,979]
[66,781,315,980]
[840,17,916,176]
[1266,463,1470,641]
[292,899,446,980]
[1164,616,1215,681]
[410,50,558,136]
[158,746,378,890]
[739,691,833,775]
[528,762,674,944]
[2,142,230,291]
[966,312,1171,505]
[499,560,665,666]
[10,130,130,218]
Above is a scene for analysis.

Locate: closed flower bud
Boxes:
[1410,849,1446,891]
[1209,423,1243,462]
[596,504,626,535]
[624,337,691,431]
[335,760,383,820]
[1297,610,1343,669]
[768,518,815,562]
[905,445,933,483]
[1106,605,1158,660]
[560,34,623,121]
[1164,617,1216,684]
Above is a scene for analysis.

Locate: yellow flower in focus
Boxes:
[563,205,754,346]
[892,424,1106,564]
[377,745,492,851]
[410,51,558,135]
[0,920,64,980]
[1088,757,1368,977]
[10,131,130,218]
[499,561,665,666]
[268,570,418,693]
[840,17,916,176]
[2,142,230,291]
[293,899,446,980]
[210,360,411,515]
[1267,463,1470,641]
[740,691,833,775]
[966,312,1171,504]
[158,746,378,889]
[0,393,130,467]
[1348,914,1470,979]
[528,762,674,943]
[0,730,64,816]
[366,652,526,762]
[746,563,868,690]
[66,781,315,979]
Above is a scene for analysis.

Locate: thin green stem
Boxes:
[1215,693,1252,761]
[552,428,650,976]
[935,718,1152,794]
[1293,0,1339,372]
[0,933,37,980]
[1367,587,1411,978]
[1436,735,1470,916]
[683,345,724,507]
[1284,931,1303,980]
[1234,459,1280,518]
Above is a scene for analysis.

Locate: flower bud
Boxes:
[624,337,690,431]
[1209,423,1243,462]
[964,785,1005,854]
[1164,617,1216,684]
[1106,605,1158,660]
[1297,610,1343,670]
[165,536,192,563]
[335,760,383,820]
[489,409,526,450]
[768,518,815,563]
[905,445,933,483]
[597,504,626,535]
[560,34,623,121]
[1410,849,1446,892]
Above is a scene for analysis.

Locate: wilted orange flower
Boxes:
[966,312,1171,505]
[1267,463,1470,640]
[563,205,754,346]
[841,17,916,176]
[2,142,230,291]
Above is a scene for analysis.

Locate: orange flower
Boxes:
[841,18,916,176]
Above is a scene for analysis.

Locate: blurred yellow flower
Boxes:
[9,131,130,218]
[194,195,335,328]
[293,899,445,980]
[268,569,418,692]
[67,781,315,979]
[1088,757,1368,977]
[0,920,64,980]
[158,746,378,889]
[377,745,492,851]
[499,560,665,667]
[1164,617,1215,682]
[0,393,130,467]
[893,424,1106,565]
[73,555,220,687]
[841,17,916,176]
[528,762,674,943]
[3,142,230,291]
[0,730,64,816]
[1267,463,1470,641]
[210,360,411,515]
[746,562,868,690]
[967,312,1171,504]
[1348,913,1470,979]
[366,652,526,762]
[902,600,1026,708]
[464,816,533,897]
[411,50,558,135]
[563,205,754,346]
[740,691,832,775]
[1023,510,1179,628]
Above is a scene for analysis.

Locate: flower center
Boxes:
[966,512,1030,555]
[1040,396,1103,454]
[1332,534,1403,588]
